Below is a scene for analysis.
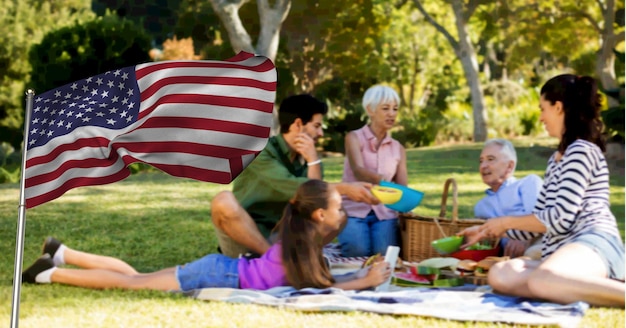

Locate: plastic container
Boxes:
[379,181,424,213]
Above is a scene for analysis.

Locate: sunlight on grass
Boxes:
[1,139,623,327]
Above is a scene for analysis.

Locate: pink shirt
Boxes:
[342,125,403,220]
[238,243,288,290]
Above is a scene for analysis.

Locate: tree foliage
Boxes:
[0,0,94,148]
[29,14,151,96]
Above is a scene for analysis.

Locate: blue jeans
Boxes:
[338,211,400,257]
[176,253,240,291]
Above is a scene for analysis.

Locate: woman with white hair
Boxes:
[338,85,408,257]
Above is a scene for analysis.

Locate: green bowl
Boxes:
[431,236,463,255]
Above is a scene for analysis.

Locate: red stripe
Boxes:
[146,162,234,184]
[138,94,274,120]
[26,139,261,186]
[229,157,244,180]
[26,137,111,168]
[139,116,271,138]
[135,58,275,80]
[26,169,130,208]
[141,76,276,100]
[225,51,256,62]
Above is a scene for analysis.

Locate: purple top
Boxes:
[238,243,288,290]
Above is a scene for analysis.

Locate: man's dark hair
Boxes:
[278,94,328,133]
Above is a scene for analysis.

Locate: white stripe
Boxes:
[140,103,274,127]
[139,83,276,111]
[136,65,277,91]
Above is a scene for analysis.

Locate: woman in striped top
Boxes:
[459,74,625,307]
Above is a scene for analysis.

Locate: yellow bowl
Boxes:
[371,186,403,204]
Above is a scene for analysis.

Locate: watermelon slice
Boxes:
[393,272,432,286]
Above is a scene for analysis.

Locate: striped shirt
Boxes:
[507,139,622,259]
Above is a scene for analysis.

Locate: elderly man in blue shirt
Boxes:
[475,139,542,258]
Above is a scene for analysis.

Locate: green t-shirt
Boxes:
[232,134,322,238]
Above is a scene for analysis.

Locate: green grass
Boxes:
[1,138,624,327]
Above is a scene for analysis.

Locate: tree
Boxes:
[413,0,489,142]
[0,0,94,149]
[563,0,624,105]
[29,14,152,95]
[208,0,291,62]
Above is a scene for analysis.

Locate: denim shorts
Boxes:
[176,253,240,291]
[573,232,625,281]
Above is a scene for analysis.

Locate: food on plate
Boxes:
[474,256,510,277]
[454,259,478,276]
[417,257,460,269]
[466,243,494,251]
[361,253,382,268]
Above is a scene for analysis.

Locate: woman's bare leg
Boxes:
[526,243,625,307]
[63,247,139,275]
[488,258,540,298]
[51,267,179,291]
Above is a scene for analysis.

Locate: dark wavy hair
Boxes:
[540,74,606,153]
[276,179,335,289]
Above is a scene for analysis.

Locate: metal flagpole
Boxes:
[11,89,35,328]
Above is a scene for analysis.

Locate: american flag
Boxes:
[24,52,276,208]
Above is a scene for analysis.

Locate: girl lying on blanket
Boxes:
[458,74,625,308]
[22,179,391,292]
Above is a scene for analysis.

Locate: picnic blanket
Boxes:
[187,286,588,328]
[187,244,588,327]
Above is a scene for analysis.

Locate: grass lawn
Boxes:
[0,137,624,327]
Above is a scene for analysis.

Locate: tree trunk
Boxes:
[452,0,487,142]
[208,0,255,55]
[256,0,291,62]
[595,0,620,106]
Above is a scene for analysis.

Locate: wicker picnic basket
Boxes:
[399,178,486,262]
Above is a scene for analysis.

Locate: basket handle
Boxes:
[438,178,459,222]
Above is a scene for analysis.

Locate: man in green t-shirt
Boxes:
[211,94,378,258]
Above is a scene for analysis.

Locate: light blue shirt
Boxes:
[474,175,543,248]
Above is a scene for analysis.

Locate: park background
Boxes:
[0,0,624,327]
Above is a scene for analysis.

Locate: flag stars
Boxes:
[101,90,109,98]
[128,102,135,109]
[70,83,78,90]
[61,100,68,105]
[57,120,65,127]
[96,112,105,117]
[91,89,99,96]
[111,96,119,103]
[82,117,91,123]
[85,107,94,113]
[121,98,129,105]
[96,78,104,85]
[86,77,93,83]
[99,103,108,108]
[54,90,62,97]
[126,89,134,96]
[47,130,53,137]
[75,112,84,118]
[106,118,116,125]
[49,119,56,126]
[65,122,72,129]
[65,93,72,99]
[67,111,74,116]
[120,110,127,117]
[113,70,121,76]
[126,116,133,122]
[69,102,77,107]
[43,107,49,113]
[34,106,41,112]
[82,85,89,92]
[31,128,38,135]
[121,72,129,80]
[110,107,119,114]
[107,80,114,88]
